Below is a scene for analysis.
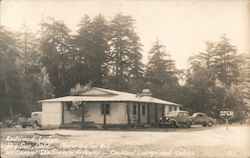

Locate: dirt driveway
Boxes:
[1,124,250,158]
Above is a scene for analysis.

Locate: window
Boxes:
[66,102,71,111]
[183,112,188,116]
[133,104,137,115]
[199,114,204,118]
[176,106,179,111]
[171,106,175,111]
[142,104,146,115]
[101,103,110,115]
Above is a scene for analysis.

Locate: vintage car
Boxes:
[160,111,192,128]
[190,112,216,127]
[19,112,42,128]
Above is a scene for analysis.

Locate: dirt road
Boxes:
[1,124,250,158]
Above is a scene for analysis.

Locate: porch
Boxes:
[60,101,179,129]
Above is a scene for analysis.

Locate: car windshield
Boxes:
[179,112,189,116]
[192,113,205,117]
[167,111,179,116]
[192,113,198,117]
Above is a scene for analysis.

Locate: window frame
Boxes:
[101,103,111,115]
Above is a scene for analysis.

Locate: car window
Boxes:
[178,112,189,116]
[200,114,206,117]
[183,113,188,116]
[168,111,178,116]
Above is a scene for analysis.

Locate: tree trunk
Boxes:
[0,64,13,118]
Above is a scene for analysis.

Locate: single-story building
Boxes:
[38,87,181,128]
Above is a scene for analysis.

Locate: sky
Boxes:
[0,0,249,69]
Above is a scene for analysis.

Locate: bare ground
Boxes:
[0,124,250,158]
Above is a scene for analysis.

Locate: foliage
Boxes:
[0,14,246,121]
[69,101,83,117]
[239,53,250,107]
[185,36,244,117]
[39,17,73,97]
[107,13,144,91]
[0,26,23,119]
[17,25,54,113]
[73,15,110,87]
[145,40,180,101]
[69,83,92,96]
[69,83,91,117]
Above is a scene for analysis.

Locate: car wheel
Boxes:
[32,121,39,129]
[202,123,207,127]
[208,122,213,127]
[22,124,27,128]
[186,121,192,128]
[171,121,178,128]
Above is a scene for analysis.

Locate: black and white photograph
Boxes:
[0,0,250,157]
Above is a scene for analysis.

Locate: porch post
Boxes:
[162,105,165,118]
[61,102,64,125]
[155,104,158,123]
[147,104,150,124]
[103,102,106,126]
[81,102,85,129]
[127,102,131,126]
[138,103,141,124]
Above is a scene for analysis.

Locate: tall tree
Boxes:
[185,63,223,114]
[73,15,109,87]
[240,53,250,107]
[0,26,23,119]
[211,36,241,86]
[145,40,180,100]
[16,24,45,113]
[107,13,144,91]
[39,17,73,97]
[18,24,54,100]
[185,35,244,116]
[127,32,144,93]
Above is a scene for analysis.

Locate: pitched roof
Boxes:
[39,87,181,106]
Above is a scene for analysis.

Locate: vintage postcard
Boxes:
[0,0,249,157]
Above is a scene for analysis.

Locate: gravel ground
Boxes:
[0,124,250,158]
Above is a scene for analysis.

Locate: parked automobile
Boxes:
[18,117,29,128]
[160,111,192,128]
[5,119,18,128]
[191,113,216,127]
[18,112,42,128]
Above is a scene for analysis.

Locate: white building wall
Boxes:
[164,105,170,116]
[84,102,127,124]
[63,106,73,124]
[41,102,62,128]
[41,101,180,127]
[107,102,127,124]
[84,102,103,124]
